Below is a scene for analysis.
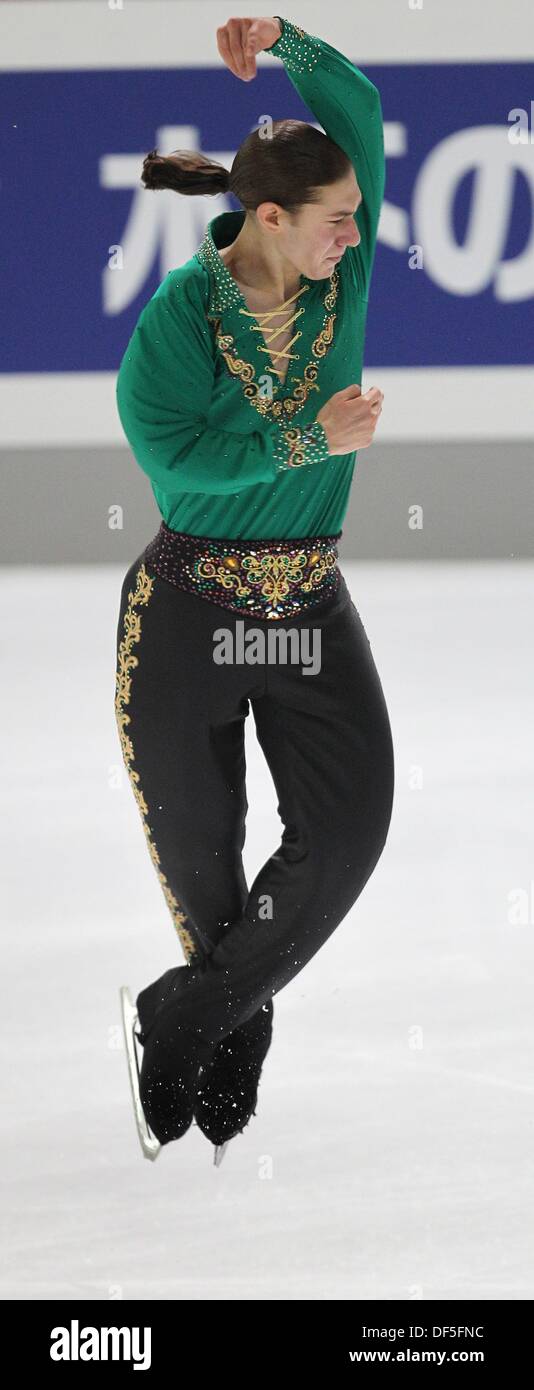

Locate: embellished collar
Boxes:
[196,209,319,315]
[195,210,246,312]
[194,207,341,418]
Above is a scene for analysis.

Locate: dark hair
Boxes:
[141,121,352,216]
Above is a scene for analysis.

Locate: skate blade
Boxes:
[213,1141,230,1167]
[119,985,161,1162]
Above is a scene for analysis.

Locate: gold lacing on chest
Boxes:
[205,266,339,423]
[238,284,309,379]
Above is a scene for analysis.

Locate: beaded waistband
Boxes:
[143,522,342,622]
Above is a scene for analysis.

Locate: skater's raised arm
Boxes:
[217,15,385,300]
[116,266,331,498]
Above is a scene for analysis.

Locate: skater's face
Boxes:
[256,172,362,281]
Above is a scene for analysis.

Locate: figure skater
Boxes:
[115,14,393,1162]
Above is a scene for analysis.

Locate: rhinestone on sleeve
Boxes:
[272,418,331,470]
[268,17,322,74]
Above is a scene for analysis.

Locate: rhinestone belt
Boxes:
[143,522,342,621]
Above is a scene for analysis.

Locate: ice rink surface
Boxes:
[1,558,533,1301]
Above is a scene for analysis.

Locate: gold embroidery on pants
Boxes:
[114,562,197,961]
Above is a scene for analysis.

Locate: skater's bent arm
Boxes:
[115,271,331,495]
[266,16,385,298]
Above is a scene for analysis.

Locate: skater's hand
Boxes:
[216,17,282,80]
[316,385,384,456]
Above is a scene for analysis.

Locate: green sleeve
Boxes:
[267,16,385,299]
[116,268,331,495]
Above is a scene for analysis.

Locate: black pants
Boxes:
[114,551,394,1046]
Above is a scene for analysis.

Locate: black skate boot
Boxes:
[193,1000,273,1150]
[135,966,215,1146]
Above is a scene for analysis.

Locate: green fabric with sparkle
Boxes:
[115,16,385,539]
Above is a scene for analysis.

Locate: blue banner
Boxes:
[2,60,532,372]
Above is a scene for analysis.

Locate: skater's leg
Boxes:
[115,552,280,1143]
[150,575,394,1043]
[115,555,253,967]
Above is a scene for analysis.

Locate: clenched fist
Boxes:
[316,385,384,456]
[216,16,282,79]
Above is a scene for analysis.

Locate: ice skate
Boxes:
[119,985,161,1161]
[194,1000,273,1154]
[135,974,216,1147]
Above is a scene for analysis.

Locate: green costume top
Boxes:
[115,15,385,539]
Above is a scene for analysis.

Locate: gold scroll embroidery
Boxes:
[114,562,197,961]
